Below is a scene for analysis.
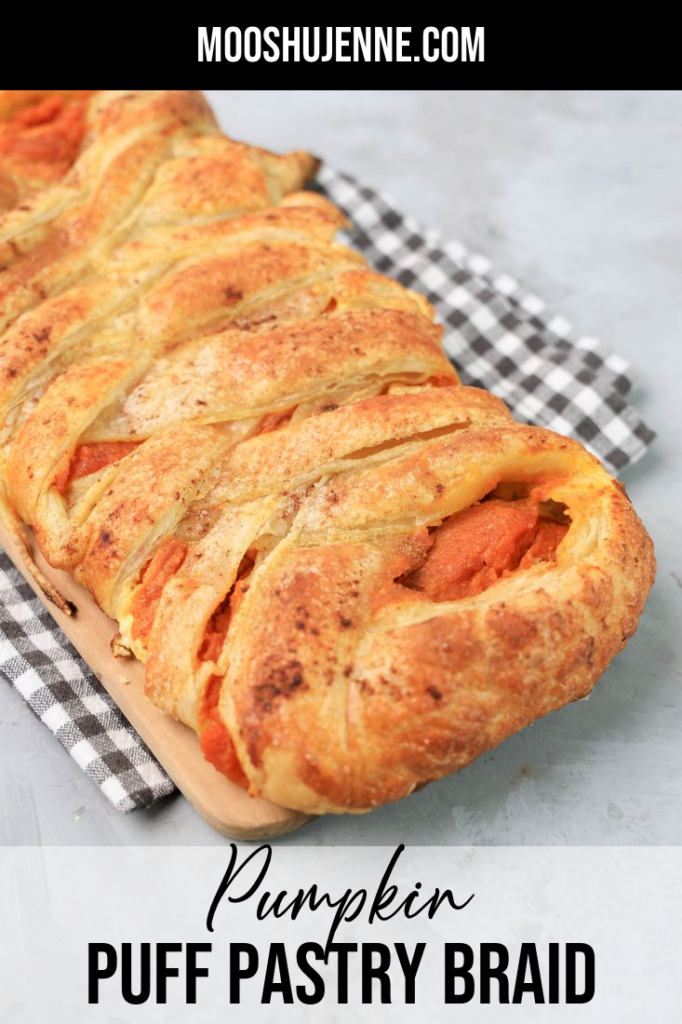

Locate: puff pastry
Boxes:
[0,91,655,815]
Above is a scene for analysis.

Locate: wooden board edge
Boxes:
[0,521,312,841]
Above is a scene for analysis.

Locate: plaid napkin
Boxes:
[0,558,175,811]
[318,167,654,473]
[0,165,655,813]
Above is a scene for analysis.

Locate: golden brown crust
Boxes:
[224,428,654,811]
[0,90,655,815]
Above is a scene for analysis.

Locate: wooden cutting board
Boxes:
[0,522,311,840]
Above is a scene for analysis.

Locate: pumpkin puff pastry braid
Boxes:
[0,91,655,815]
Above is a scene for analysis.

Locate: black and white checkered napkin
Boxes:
[0,165,655,813]
[0,557,175,811]
[318,167,655,473]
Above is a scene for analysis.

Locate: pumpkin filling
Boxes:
[198,555,254,664]
[199,675,249,788]
[197,555,254,789]
[130,536,188,643]
[54,441,141,496]
[253,408,294,436]
[402,492,569,602]
[0,93,94,180]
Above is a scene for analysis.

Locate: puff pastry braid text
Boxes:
[0,91,655,814]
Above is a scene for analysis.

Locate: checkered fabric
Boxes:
[0,165,655,812]
[0,555,174,811]
[317,166,655,473]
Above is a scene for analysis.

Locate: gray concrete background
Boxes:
[1,91,679,846]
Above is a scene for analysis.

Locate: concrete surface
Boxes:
[1,90,679,846]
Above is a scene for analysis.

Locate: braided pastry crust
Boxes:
[0,91,655,814]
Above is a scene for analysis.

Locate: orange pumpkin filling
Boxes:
[198,675,249,788]
[0,93,95,180]
[130,536,188,643]
[404,497,568,602]
[197,559,254,788]
[54,441,141,496]
[198,556,254,664]
[253,408,294,436]
[198,602,233,665]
